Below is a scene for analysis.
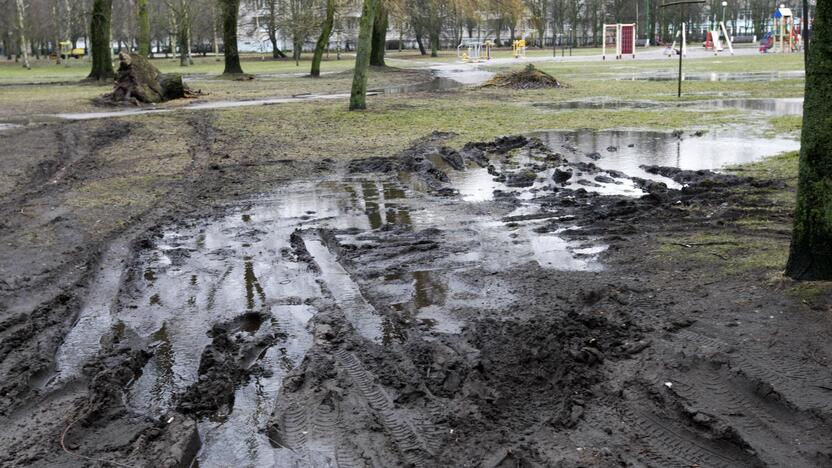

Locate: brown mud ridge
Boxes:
[1,131,831,467]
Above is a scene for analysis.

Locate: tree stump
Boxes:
[108,52,186,104]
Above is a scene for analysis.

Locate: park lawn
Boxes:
[0,54,359,84]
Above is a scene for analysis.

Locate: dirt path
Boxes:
[0,122,830,467]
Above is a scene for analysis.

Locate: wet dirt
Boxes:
[1,122,831,467]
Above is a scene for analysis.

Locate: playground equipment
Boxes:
[512,39,527,59]
[602,24,636,60]
[759,31,775,53]
[771,5,800,53]
[457,39,494,63]
[704,22,734,55]
[669,23,688,57]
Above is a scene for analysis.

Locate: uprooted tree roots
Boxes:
[98,53,201,106]
[483,64,566,90]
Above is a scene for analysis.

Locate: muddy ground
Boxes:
[0,115,831,468]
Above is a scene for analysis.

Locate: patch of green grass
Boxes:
[728,151,799,183]
[0,54,359,84]
[767,115,803,136]
[659,231,788,274]
[787,281,832,302]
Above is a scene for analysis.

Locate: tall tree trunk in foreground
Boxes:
[219,0,244,75]
[349,0,379,111]
[15,0,30,69]
[786,0,832,280]
[370,0,388,66]
[311,0,335,77]
[803,0,809,62]
[138,0,151,56]
[88,0,114,81]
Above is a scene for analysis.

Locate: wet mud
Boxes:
[1,125,831,467]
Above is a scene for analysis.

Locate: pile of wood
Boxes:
[483,64,565,90]
[102,52,188,105]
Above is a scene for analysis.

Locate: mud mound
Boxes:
[465,312,642,429]
[483,65,565,89]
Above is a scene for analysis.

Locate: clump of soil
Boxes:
[483,64,565,89]
[99,53,197,106]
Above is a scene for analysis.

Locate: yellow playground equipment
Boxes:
[457,39,494,63]
[513,39,527,59]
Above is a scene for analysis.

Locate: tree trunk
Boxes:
[267,0,286,59]
[786,0,832,280]
[349,0,379,111]
[415,33,426,55]
[219,0,243,75]
[179,26,189,66]
[311,0,335,77]
[211,3,220,58]
[803,0,809,62]
[370,0,387,66]
[15,0,30,69]
[138,0,150,56]
[430,29,439,58]
[293,35,301,64]
[88,0,114,81]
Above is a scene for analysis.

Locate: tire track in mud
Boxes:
[336,349,438,467]
[675,329,832,414]
[668,361,832,468]
[273,397,365,467]
[623,406,752,468]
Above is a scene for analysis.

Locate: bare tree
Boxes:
[14,0,30,69]
[219,0,244,75]
[350,0,379,110]
[311,0,336,76]
[88,0,114,81]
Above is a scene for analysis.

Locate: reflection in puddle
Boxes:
[689,98,803,116]
[534,98,804,117]
[303,235,384,344]
[50,242,129,387]
[621,70,805,82]
[371,77,464,94]
[0,123,23,131]
[531,129,800,183]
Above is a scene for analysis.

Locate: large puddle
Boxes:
[620,70,805,82]
[50,125,798,465]
[535,98,804,116]
[532,129,799,184]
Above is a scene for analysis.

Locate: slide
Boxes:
[759,32,774,53]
